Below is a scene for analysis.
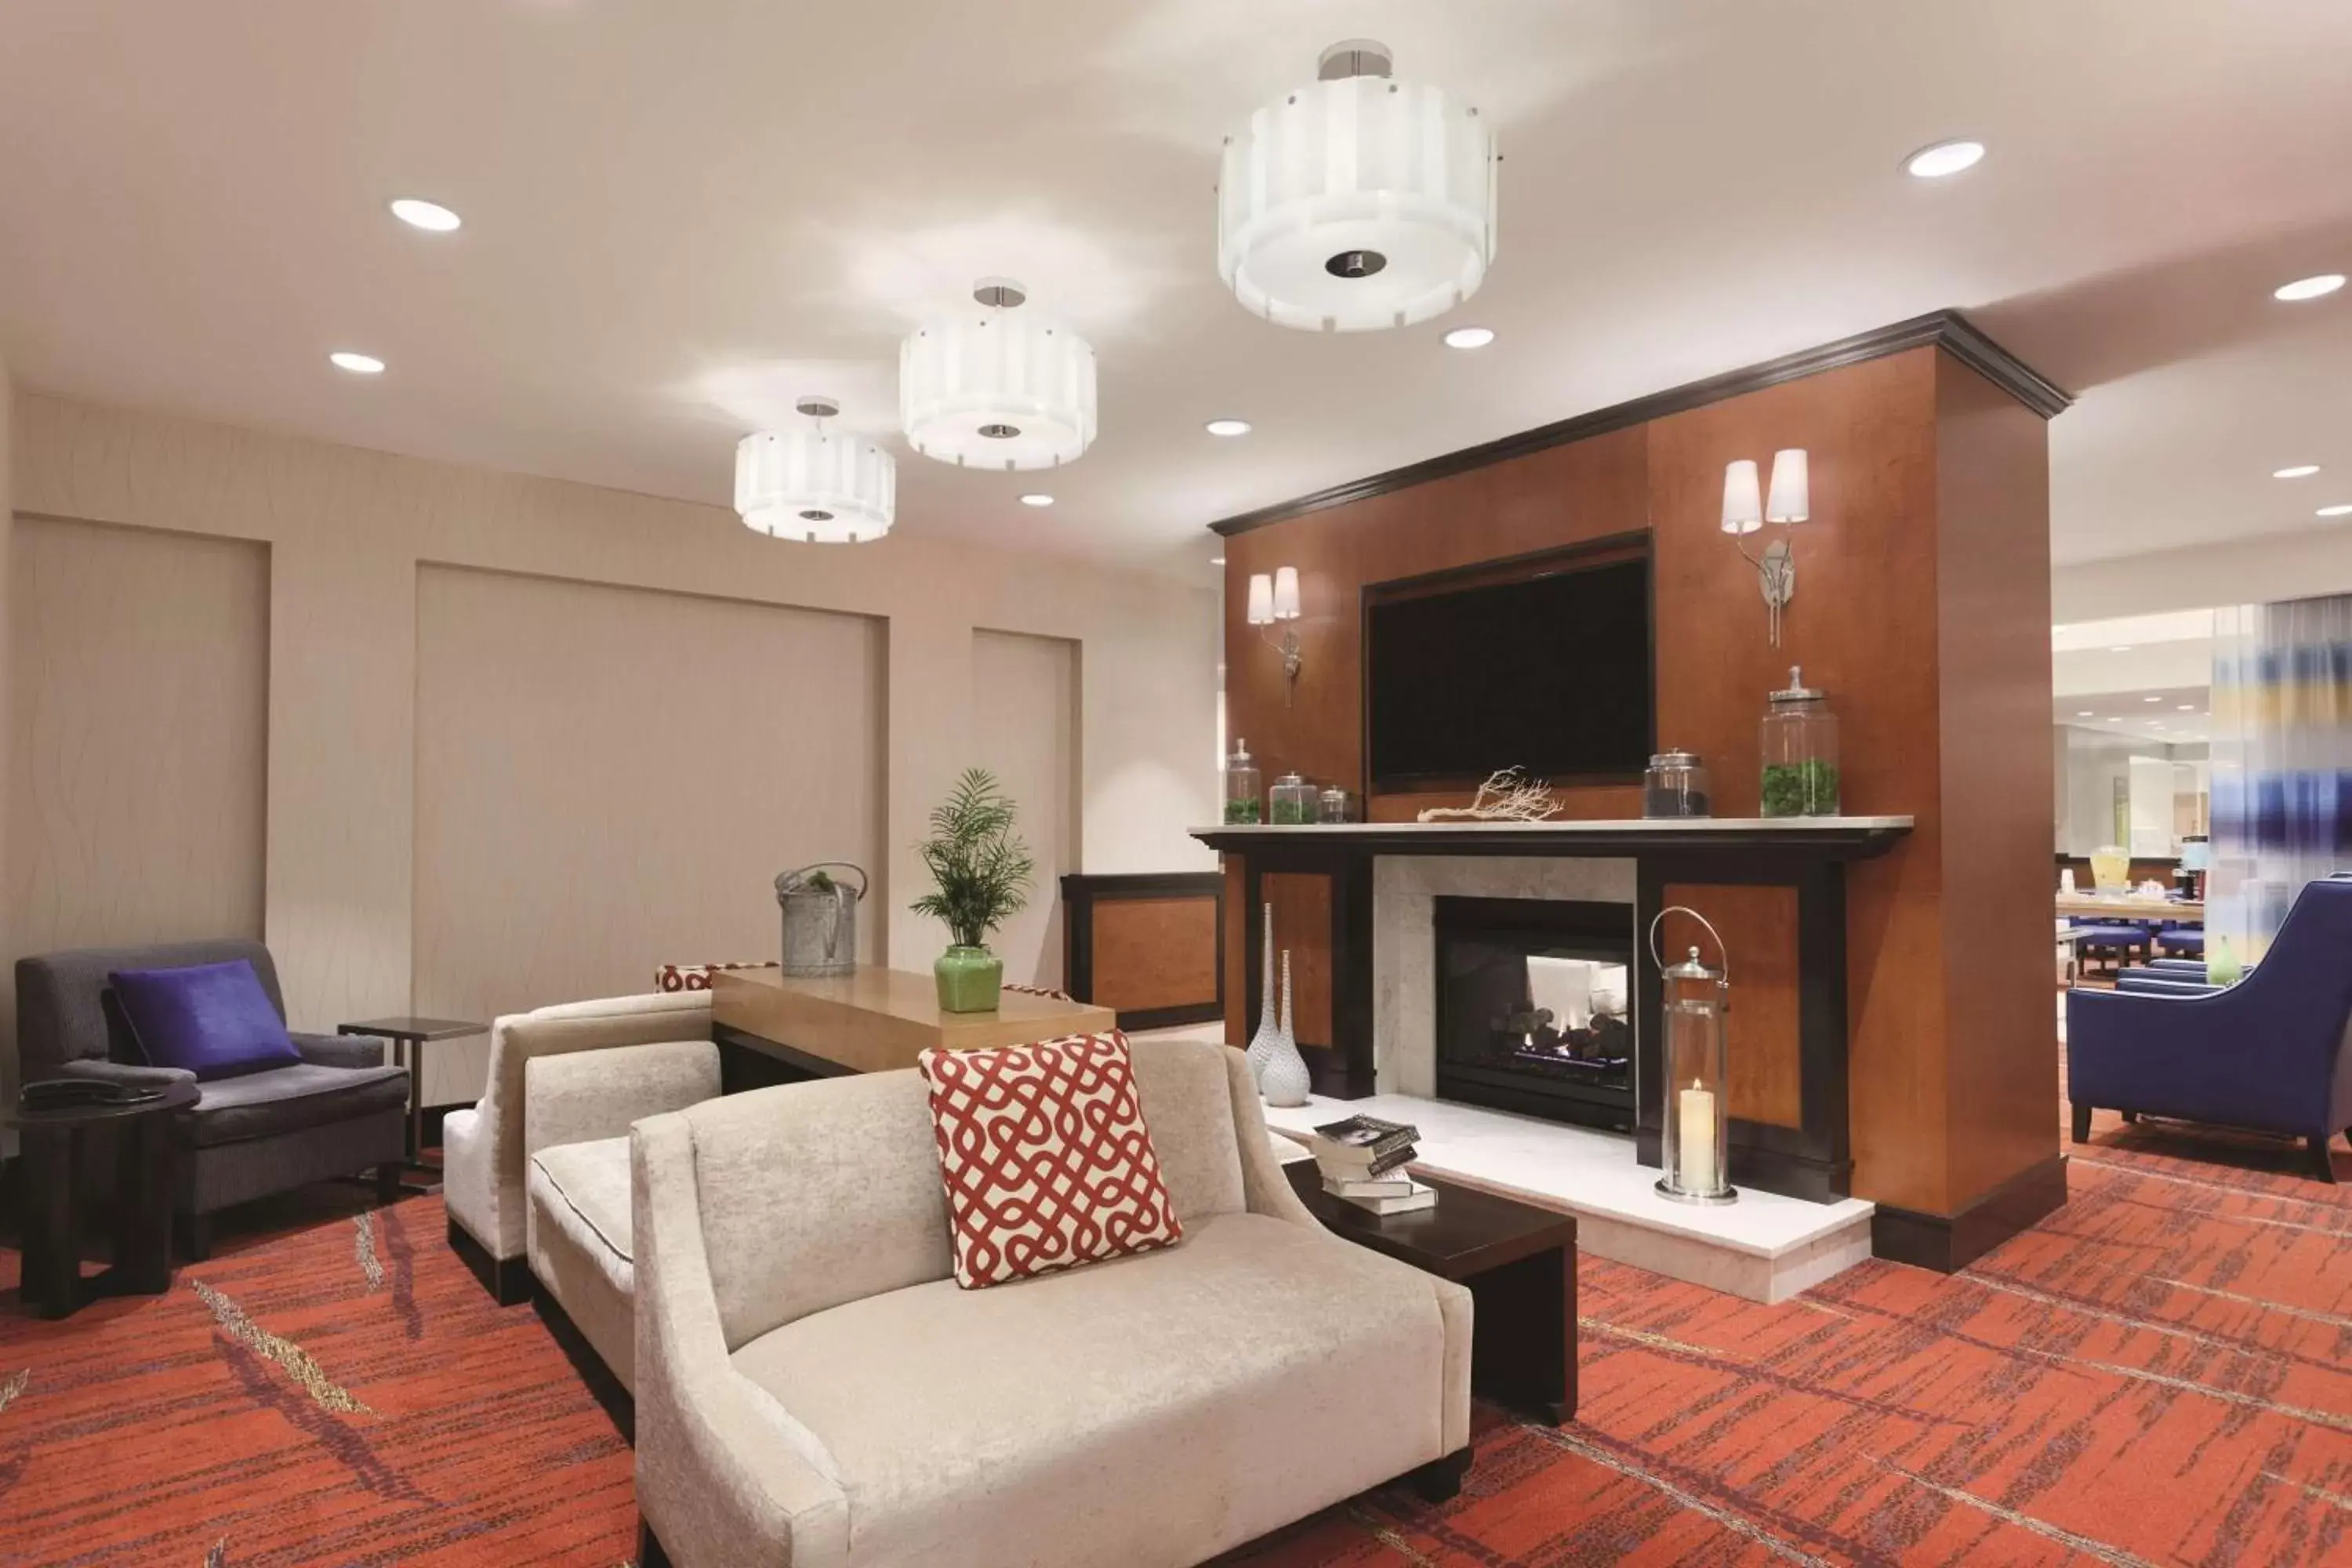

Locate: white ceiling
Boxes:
[3,1,2350,575]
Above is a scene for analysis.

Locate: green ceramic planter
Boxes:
[935,944,1004,1013]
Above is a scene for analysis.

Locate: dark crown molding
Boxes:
[1209,310,2071,538]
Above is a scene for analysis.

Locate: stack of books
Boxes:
[1308,1114,1435,1214]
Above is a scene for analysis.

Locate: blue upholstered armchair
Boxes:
[2067,879,2352,1181]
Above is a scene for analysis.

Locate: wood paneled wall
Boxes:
[1222,345,2056,1221]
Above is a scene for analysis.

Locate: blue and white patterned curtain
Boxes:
[2209,593,2352,957]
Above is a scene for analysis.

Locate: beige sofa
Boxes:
[632,1036,1473,1568]
[442,990,713,1304]
[525,1038,717,1391]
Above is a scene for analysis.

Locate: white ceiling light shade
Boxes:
[1765,449,1810,523]
[1721,459,1762,535]
[1443,325,1496,349]
[735,397,896,544]
[388,198,462,233]
[328,350,385,374]
[1218,40,1497,332]
[2274,274,2345,302]
[1904,139,1986,178]
[901,279,1096,470]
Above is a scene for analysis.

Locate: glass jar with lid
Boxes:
[1642,751,1711,818]
[1759,666,1840,817]
[1317,786,1353,823]
[1269,771,1316,825]
[1222,739,1262,824]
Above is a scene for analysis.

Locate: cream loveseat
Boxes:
[442,990,715,1305]
[632,1036,1473,1568]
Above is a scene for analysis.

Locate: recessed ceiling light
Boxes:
[1209,556,1227,567]
[2319,503,2352,518]
[2109,644,2135,653]
[2274,465,2321,479]
[2143,695,2162,703]
[328,350,385,375]
[2075,710,2094,717]
[1443,325,1495,350]
[1205,419,1252,437]
[388,198,462,233]
[2177,704,2196,711]
[2274,274,2345,302]
[1018,493,1054,508]
[1904,139,1985,179]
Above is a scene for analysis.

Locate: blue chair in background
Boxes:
[2072,921,2151,973]
[2154,927,2204,959]
[2067,878,2352,1182]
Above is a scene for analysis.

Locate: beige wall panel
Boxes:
[412,565,884,1102]
[5,516,270,1085]
[10,394,1218,1116]
[967,629,1079,988]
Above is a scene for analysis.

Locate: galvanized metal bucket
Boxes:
[775,862,866,977]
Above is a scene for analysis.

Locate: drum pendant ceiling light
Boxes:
[1218,40,1497,332]
[900,278,1098,470]
[735,397,897,544]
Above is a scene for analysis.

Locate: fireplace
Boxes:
[1433,896,1635,1131]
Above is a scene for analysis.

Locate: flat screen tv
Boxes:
[1366,552,1653,788]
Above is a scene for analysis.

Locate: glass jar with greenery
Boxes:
[1759,666,1840,818]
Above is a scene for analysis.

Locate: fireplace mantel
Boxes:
[1193,815,1913,1204]
[1192,816,1912,858]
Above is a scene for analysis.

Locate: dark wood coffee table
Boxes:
[6,1080,201,1319]
[1287,1160,1578,1424]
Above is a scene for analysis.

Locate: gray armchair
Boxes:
[15,938,412,1257]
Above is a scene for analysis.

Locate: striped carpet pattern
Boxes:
[0,1107,2345,1566]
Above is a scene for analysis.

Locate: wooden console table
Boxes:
[1192,818,1912,1204]
[709,965,1115,1091]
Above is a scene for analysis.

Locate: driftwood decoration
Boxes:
[1416,766,1559,823]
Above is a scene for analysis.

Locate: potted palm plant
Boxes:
[910,767,1036,1012]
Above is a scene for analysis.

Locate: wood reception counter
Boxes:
[709,965,1115,1089]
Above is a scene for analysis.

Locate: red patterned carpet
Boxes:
[2,1105,2347,1567]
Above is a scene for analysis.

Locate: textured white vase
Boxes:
[1258,949,1313,1108]
[1245,902,1281,1088]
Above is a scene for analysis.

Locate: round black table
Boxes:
[5,1080,199,1319]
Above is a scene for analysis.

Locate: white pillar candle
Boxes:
[1676,1081,1719,1195]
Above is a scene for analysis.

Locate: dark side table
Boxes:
[336,1017,485,1186]
[1287,1160,1579,1424]
[6,1080,201,1319]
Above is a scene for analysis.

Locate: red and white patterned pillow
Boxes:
[917,1029,1183,1289]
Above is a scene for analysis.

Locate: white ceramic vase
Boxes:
[1258,949,1312,1108]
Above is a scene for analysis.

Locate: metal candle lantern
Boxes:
[1647,906,1737,1205]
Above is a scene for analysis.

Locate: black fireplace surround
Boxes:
[1433,897,1636,1132]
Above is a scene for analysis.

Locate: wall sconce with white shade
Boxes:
[1246,565,1305,704]
[1721,448,1809,646]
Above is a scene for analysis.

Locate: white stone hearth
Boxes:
[1373,855,1636,1095]
[1262,1093,1875,1304]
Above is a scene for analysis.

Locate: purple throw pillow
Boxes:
[108,960,299,1082]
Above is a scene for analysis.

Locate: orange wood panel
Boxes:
[1261,871,1335,1046]
[1087,895,1219,1014]
[1216,339,2054,1219]
[1934,350,2060,1209]
[1648,347,1949,1211]
[1658,884,1802,1129]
